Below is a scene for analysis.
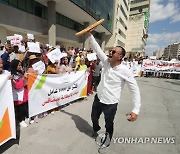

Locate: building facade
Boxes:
[104,0,130,52]
[126,0,150,58]
[163,42,180,60]
[0,0,113,50]
[153,50,164,59]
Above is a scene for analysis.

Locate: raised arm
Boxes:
[88,34,108,64]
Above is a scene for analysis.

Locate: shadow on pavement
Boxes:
[60,110,93,138]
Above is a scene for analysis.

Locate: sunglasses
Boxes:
[109,50,117,55]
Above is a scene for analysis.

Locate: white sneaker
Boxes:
[19,121,28,128]
[51,111,55,115]
[25,118,29,123]
[34,116,39,123]
[43,112,48,117]
[29,120,34,124]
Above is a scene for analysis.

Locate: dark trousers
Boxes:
[91,94,118,139]
[14,102,29,122]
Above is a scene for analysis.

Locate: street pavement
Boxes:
[0,77,180,154]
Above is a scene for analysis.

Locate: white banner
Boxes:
[28,71,88,117]
[0,74,16,146]
[143,59,180,72]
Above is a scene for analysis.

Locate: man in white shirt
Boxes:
[88,31,141,146]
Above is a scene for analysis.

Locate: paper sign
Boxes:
[18,45,26,53]
[46,48,62,63]
[87,53,97,61]
[14,34,23,41]
[27,33,34,40]
[6,35,22,46]
[27,42,41,53]
[32,61,45,74]
[61,52,68,58]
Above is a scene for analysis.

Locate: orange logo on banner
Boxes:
[0,108,12,143]
[28,74,38,92]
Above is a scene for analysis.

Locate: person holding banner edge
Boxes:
[88,28,141,148]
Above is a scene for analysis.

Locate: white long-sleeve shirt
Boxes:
[89,35,141,115]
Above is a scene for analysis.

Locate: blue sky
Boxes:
[146,0,180,55]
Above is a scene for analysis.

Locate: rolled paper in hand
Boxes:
[75,19,105,36]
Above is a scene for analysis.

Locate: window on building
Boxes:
[9,0,17,7]
[35,6,42,17]
[58,14,63,25]
[131,0,148,4]
[120,5,128,20]
[67,19,74,29]
[130,5,149,12]
[33,1,46,18]
[18,0,26,11]
[62,15,67,27]
[118,29,126,39]
[118,40,125,47]
[123,0,128,11]
[0,0,8,4]
[26,0,33,13]
[44,7,48,19]
[119,17,127,30]
[118,29,122,35]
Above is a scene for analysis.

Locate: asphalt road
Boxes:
[1,77,180,154]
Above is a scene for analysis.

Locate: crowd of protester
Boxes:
[0,37,103,128]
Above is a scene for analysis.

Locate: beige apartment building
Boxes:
[126,0,150,58]
[153,50,164,59]
[163,42,180,60]
[105,0,130,53]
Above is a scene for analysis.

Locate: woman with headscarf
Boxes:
[10,59,28,128]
